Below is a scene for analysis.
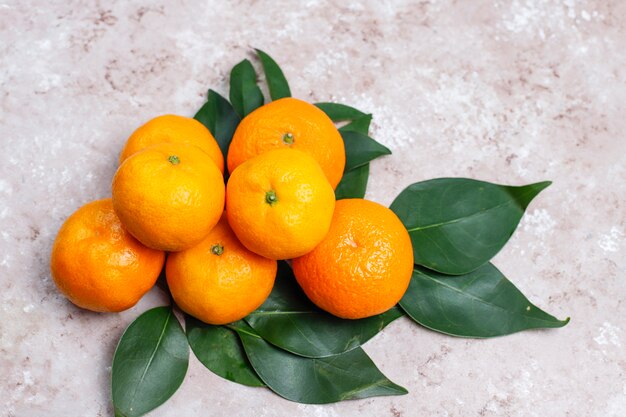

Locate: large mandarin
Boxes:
[112,142,225,252]
[292,199,414,319]
[227,97,345,188]
[50,199,165,312]
[119,114,224,173]
[166,215,277,325]
[226,148,335,260]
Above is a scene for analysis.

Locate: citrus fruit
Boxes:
[166,215,277,325]
[226,148,335,260]
[119,114,224,173]
[292,199,413,319]
[227,97,345,188]
[50,199,165,312]
[112,142,225,252]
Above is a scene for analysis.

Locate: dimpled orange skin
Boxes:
[50,199,165,313]
[292,199,414,319]
[119,114,224,173]
[166,215,277,325]
[227,98,345,188]
[226,148,335,260]
[112,142,225,252]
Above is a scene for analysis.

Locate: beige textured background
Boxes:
[1,1,625,416]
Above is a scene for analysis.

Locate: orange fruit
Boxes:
[50,199,165,312]
[227,97,345,188]
[226,148,335,260]
[112,142,225,252]
[292,199,413,319]
[119,114,224,173]
[166,215,277,325]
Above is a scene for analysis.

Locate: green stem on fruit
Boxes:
[282,132,294,145]
[211,244,224,256]
[265,190,278,206]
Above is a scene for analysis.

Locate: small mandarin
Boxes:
[50,199,165,313]
[226,148,335,260]
[227,98,345,188]
[292,199,413,319]
[119,114,224,173]
[166,215,277,325]
[112,142,225,252]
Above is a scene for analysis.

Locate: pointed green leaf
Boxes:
[400,264,570,337]
[330,112,374,199]
[245,262,402,358]
[390,178,552,275]
[342,130,391,171]
[339,113,372,135]
[185,315,264,387]
[194,89,240,161]
[230,322,407,404]
[315,102,366,122]
[255,49,291,100]
[112,307,189,417]
[229,59,264,118]
[335,164,370,199]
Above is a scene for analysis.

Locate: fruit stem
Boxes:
[282,132,294,145]
[265,190,278,206]
[168,155,180,165]
[211,244,224,256]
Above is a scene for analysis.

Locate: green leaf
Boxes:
[390,178,551,275]
[315,102,366,122]
[399,264,570,337]
[112,307,189,417]
[229,59,264,118]
[335,164,369,199]
[245,262,402,358]
[339,113,372,135]
[319,109,373,199]
[185,315,265,387]
[194,89,240,161]
[342,130,391,171]
[231,322,408,404]
[255,49,291,100]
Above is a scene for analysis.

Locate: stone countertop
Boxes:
[2,1,625,416]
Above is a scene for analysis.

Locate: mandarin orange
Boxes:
[50,199,164,312]
[166,215,277,325]
[119,114,224,173]
[226,148,335,260]
[227,98,345,188]
[112,142,224,252]
[292,199,413,319]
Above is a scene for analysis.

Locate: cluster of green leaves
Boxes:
[111,50,569,417]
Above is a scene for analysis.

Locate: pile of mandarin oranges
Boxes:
[50,97,414,324]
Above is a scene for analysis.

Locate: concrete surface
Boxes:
[1,1,625,416]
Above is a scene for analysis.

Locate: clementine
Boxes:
[112,142,225,252]
[227,97,345,188]
[226,148,335,260]
[166,215,277,325]
[292,199,413,319]
[119,114,224,173]
[50,199,164,312]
